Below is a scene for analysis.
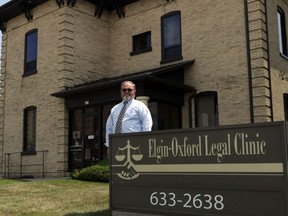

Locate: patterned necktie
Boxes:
[115,101,128,134]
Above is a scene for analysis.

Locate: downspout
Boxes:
[188,90,197,128]
[264,0,274,121]
[244,0,254,123]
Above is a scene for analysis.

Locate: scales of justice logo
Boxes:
[114,140,143,180]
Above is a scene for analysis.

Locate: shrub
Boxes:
[71,159,109,182]
[95,158,109,166]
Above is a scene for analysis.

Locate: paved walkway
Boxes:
[20,177,72,181]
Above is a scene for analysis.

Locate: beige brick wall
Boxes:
[246,0,272,123]
[0,0,287,177]
[109,0,250,126]
[267,0,288,121]
[1,1,64,177]
[0,0,111,177]
[0,31,7,177]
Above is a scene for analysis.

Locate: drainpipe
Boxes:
[188,90,197,128]
[244,0,254,123]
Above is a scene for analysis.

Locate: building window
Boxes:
[23,106,36,153]
[130,31,152,55]
[24,29,38,76]
[277,7,288,58]
[149,102,181,130]
[284,94,288,120]
[161,11,183,64]
[195,92,218,127]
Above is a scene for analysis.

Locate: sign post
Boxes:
[110,122,288,216]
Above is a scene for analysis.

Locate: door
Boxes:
[69,109,83,170]
[69,107,100,171]
[83,107,99,167]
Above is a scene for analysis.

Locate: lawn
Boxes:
[0,179,111,216]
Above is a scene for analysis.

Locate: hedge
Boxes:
[70,159,109,182]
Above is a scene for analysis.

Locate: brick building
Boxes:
[0,0,287,178]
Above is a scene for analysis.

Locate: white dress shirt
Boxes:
[105,98,153,147]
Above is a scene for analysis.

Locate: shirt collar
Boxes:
[123,98,134,105]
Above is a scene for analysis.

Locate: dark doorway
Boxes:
[69,107,102,171]
[68,101,181,171]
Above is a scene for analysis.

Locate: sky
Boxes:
[0,0,9,7]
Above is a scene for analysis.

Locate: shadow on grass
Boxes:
[64,209,111,216]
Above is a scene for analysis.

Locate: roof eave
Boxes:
[52,60,196,98]
[0,0,48,32]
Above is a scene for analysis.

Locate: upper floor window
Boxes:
[195,92,218,127]
[130,31,152,56]
[23,106,37,154]
[161,11,183,64]
[277,7,288,58]
[24,29,38,76]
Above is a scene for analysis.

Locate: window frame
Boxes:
[23,106,37,155]
[130,31,152,56]
[284,94,288,121]
[160,11,183,64]
[277,7,288,58]
[195,91,219,127]
[23,29,38,77]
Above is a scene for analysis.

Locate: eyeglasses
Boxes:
[121,88,134,92]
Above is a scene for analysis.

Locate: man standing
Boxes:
[105,81,153,148]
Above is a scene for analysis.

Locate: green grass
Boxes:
[0,179,111,216]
